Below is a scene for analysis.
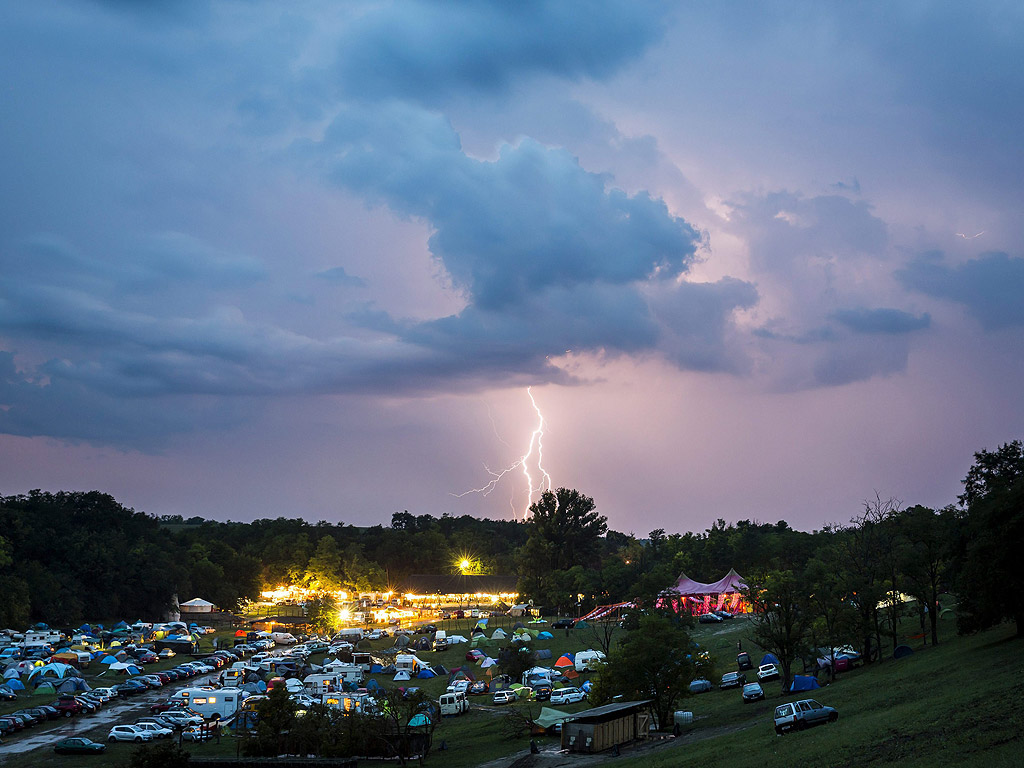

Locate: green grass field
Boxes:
[2,615,1022,767]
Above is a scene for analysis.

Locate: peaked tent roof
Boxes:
[665,568,747,596]
[180,598,216,608]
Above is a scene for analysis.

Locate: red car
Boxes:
[52,697,84,717]
[465,649,485,662]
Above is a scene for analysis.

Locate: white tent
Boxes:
[393,670,411,681]
[179,598,215,613]
[490,628,507,640]
[480,657,497,669]
[447,635,468,644]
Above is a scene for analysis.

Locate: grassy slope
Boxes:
[618,620,1023,768]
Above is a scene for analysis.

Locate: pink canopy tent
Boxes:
[658,568,749,615]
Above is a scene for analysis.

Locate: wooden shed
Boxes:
[560,700,653,753]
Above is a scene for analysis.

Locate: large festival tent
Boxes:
[657,568,748,615]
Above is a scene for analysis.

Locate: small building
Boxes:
[561,700,653,754]
[179,597,216,614]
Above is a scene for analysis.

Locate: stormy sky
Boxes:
[2,1,1022,535]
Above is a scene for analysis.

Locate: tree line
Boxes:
[0,440,1020,654]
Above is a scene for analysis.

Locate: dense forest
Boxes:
[1,440,1021,661]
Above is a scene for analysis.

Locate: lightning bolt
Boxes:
[452,387,553,520]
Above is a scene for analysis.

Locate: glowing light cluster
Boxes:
[453,387,553,519]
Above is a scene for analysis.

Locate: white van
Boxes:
[336,627,363,642]
[550,687,586,705]
[222,668,244,686]
[439,691,469,716]
[271,632,297,645]
[322,661,365,683]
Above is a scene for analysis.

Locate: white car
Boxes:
[182,724,214,741]
[160,711,204,728]
[158,649,176,659]
[550,687,586,705]
[108,725,155,743]
[89,688,115,703]
[758,663,780,681]
[132,722,173,739]
[447,680,470,694]
[492,690,517,705]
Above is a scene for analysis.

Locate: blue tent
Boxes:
[761,653,780,666]
[893,645,914,660]
[789,675,820,692]
[369,663,383,673]
[537,631,553,640]
[365,679,379,691]
[100,656,118,664]
[580,679,593,693]
[6,678,25,691]
[535,649,553,660]
[416,668,436,679]
[78,624,91,633]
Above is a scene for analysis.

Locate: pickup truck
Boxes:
[774,699,838,734]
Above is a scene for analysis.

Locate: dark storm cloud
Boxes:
[334,0,667,104]
[897,251,1024,330]
[319,103,701,309]
[832,307,931,335]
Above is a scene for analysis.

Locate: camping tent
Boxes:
[535,649,553,660]
[34,681,57,695]
[2,668,19,680]
[537,631,553,640]
[491,629,507,640]
[393,670,411,681]
[56,678,90,694]
[28,662,77,681]
[789,675,820,692]
[893,645,914,660]
[447,635,468,644]
[658,568,748,615]
[4,678,25,691]
[416,668,436,679]
[533,707,572,734]
[481,657,497,669]
[554,655,574,668]
[761,653,780,666]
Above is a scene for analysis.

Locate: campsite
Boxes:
[0,607,1021,768]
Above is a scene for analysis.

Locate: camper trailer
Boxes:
[21,630,62,648]
[322,661,366,682]
[395,654,422,673]
[170,687,241,719]
[439,691,469,716]
[574,650,607,672]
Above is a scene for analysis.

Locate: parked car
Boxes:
[688,679,712,694]
[0,717,17,736]
[736,652,753,670]
[53,736,106,754]
[158,648,176,659]
[550,687,586,705]
[182,724,214,741]
[714,611,735,619]
[0,685,18,701]
[552,619,575,629]
[116,680,148,697]
[159,710,204,728]
[698,613,724,623]
[742,682,765,702]
[468,680,489,696]
[533,684,552,701]
[720,672,746,689]
[52,696,84,716]
[758,663,780,681]
[108,725,154,743]
[132,721,173,739]
[465,649,485,662]
[774,699,838,734]
[492,690,517,705]
[447,680,470,695]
